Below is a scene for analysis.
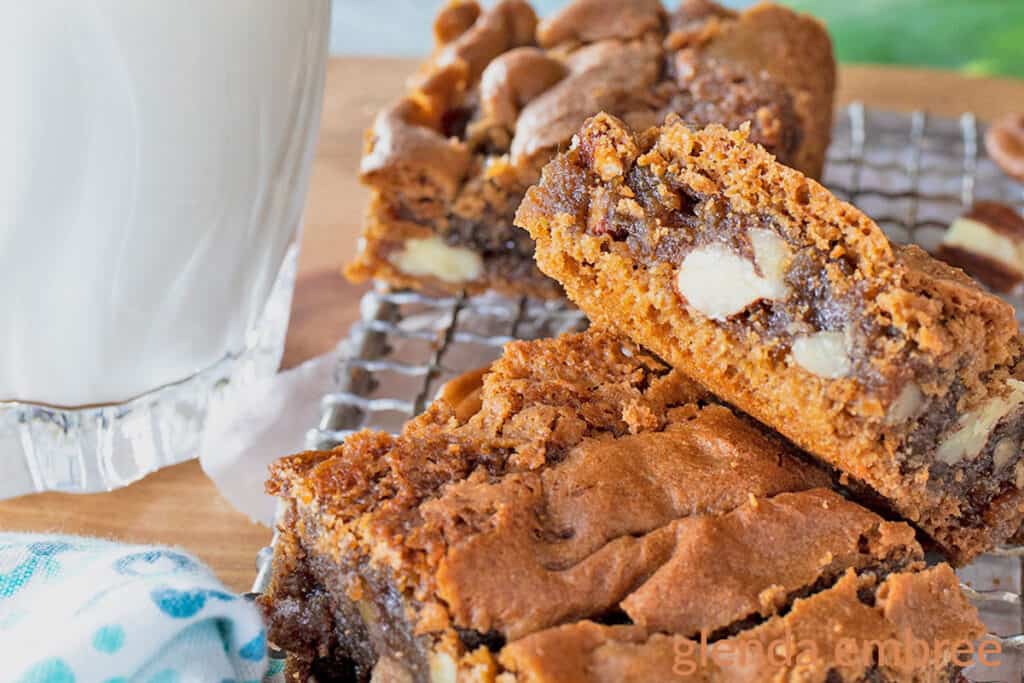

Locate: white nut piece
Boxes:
[936,379,1024,466]
[429,652,458,683]
[675,230,791,320]
[389,236,483,284]
[992,437,1019,472]
[790,331,851,379]
[886,382,925,425]
[749,228,791,299]
[372,656,415,683]
[942,215,1024,279]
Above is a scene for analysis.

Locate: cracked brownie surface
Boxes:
[515,112,1024,564]
[260,329,983,682]
[501,564,981,683]
[346,0,835,297]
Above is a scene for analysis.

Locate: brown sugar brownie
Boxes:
[515,112,1024,564]
[501,564,984,683]
[937,201,1024,293]
[259,329,985,682]
[346,0,835,297]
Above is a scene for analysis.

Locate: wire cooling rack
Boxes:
[255,104,1024,680]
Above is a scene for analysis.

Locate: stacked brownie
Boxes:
[346,0,835,298]
[261,330,983,682]
[257,0,1013,680]
[516,113,1024,564]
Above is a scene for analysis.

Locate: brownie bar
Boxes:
[346,0,835,297]
[515,112,1024,564]
[937,201,1024,293]
[501,564,982,683]
[260,329,984,682]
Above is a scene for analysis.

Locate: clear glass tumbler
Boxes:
[1,1,331,497]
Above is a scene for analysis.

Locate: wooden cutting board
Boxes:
[1,59,1022,593]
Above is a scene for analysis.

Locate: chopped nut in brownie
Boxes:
[346,0,836,297]
[516,112,1024,564]
[260,329,984,683]
[938,201,1024,293]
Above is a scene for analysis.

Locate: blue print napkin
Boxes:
[0,533,282,683]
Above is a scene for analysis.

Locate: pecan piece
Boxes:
[985,112,1024,182]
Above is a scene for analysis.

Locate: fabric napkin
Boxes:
[0,533,282,683]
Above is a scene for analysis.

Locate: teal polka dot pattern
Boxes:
[150,586,234,619]
[238,630,265,661]
[92,624,126,654]
[1,533,270,683]
[17,658,75,683]
[146,670,180,683]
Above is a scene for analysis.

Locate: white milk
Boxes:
[2,1,329,406]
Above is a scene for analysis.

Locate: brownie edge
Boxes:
[515,112,1024,564]
[260,329,985,683]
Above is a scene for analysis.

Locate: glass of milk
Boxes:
[1,1,330,497]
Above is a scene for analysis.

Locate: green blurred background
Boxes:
[785,0,1024,78]
[333,0,1024,79]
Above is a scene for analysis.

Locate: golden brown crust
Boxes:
[617,489,921,636]
[515,113,1024,563]
[349,0,835,297]
[266,328,826,601]
[433,2,482,46]
[536,0,666,48]
[261,329,983,682]
[692,1,835,178]
[431,425,833,639]
[500,565,983,683]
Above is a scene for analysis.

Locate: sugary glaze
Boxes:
[516,112,1024,563]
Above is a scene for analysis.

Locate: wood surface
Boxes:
[1,59,1022,593]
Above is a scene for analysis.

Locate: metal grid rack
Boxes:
[306,291,587,447]
[257,104,1024,680]
[309,103,1024,450]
